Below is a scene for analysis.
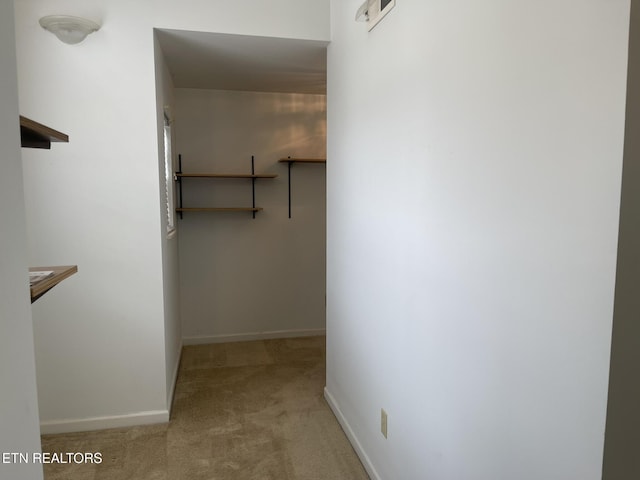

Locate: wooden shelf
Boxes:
[29,265,77,303]
[20,116,69,149]
[22,118,76,302]
[279,158,326,164]
[176,173,278,179]
[176,207,263,213]
[176,155,276,219]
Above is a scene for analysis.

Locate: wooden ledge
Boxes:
[29,265,77,303]
[278,158,326,164]
[176,173,277,178]
[20,116,69,149]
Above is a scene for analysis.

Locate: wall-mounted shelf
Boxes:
[29,265,77,304]
[175,155,277,219]
[20,116,69,149]
[176,173,277,179]
[278,157,326,218]
[20,117,76,303]
[176,207,263,213]
[279,158,326,164]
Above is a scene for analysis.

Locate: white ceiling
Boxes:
[156,29,328,95]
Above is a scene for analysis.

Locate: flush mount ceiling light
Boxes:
[39,15,100,45]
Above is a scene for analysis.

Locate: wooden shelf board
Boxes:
[20,116,69,149]
[29,265,77,303]
[176,173,278,179]
[278,158,326,164]
[176,207,264,212]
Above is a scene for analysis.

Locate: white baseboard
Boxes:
[324,387,382,480]
[183,328,326,346]
[39,410,169,435]
[167,341,183,414]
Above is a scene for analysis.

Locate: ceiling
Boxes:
[156,29,328,95]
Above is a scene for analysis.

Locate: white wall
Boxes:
[326,1,630,479]
[17,0,169,432]
[0,1,43,478]
[175,89,326,343]
[14,0,329,433]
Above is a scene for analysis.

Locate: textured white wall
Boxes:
[175,89,326,342]
[14,0,329,432]
[0,1,43,478]
[326,1,629,479]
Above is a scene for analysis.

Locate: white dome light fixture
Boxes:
[39,15,100,45]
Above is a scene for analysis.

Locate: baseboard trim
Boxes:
[167,341,183,414]
[324,387,382,480]
[183,328,326,346]
[39,410,170,435]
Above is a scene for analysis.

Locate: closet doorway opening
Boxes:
[155,29,328,345]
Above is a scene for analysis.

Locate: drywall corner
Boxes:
[0,1,43,478]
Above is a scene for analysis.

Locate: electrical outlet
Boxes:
[381,408,388,438]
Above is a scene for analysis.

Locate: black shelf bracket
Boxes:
[284,157,293,218]
[251,155,256,219]
[280,157,325,218]
[176,153,183,219]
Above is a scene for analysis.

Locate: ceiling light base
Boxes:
[39,15,100,45]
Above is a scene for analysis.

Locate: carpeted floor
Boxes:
[41,336,369,480]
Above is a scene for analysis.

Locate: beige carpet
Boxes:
[41,336,369,480]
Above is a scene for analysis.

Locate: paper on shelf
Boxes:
[29,270,54,286]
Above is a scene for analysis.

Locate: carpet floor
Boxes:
[41,336,369,480]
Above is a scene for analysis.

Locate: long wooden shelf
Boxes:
[176,207,263,212]
[20,116,69,149]
[278,158,326,164]
[176,173,277,179]
[29,265,77,303]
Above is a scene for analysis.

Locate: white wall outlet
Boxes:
[381,408,388,438]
